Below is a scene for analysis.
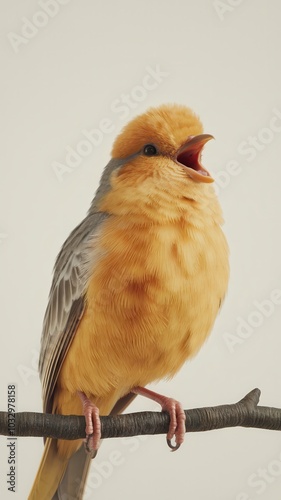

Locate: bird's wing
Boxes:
[39,211,108,413]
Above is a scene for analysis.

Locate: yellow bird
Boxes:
[29,104,229,499]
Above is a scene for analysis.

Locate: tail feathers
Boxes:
[28,438,68,500]
[29,393,137,499]
[53,445,92,500]
[29,438,92,500]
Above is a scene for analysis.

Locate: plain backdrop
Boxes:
[1,1,281,499]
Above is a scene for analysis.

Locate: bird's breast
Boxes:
[59,214,229,397]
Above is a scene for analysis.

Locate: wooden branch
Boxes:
[1,389,281,441]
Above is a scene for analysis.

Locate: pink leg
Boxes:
[78,391,101,455]
[132,386,186,451]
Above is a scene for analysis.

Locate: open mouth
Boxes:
[176,134,214,183]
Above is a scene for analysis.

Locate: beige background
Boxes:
[1,1,281,499]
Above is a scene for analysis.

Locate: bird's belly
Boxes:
[58,220,229,398]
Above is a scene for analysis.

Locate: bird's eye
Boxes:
[143,144,157,156]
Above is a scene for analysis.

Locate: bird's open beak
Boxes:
[176,134,214,183]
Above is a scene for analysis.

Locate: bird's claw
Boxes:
[78,391,101,455]
[162,398,186,451]
[85,433,98,458]
[131,386,186,451]
[166,437,181,451]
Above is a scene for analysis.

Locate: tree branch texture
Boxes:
[1,389,281,441]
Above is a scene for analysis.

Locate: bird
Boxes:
[29,103,229,499]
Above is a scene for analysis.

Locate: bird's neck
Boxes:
[97,179,224,229]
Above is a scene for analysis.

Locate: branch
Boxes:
[1,389,281,441]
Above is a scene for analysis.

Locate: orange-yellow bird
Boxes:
[29,104,229,499]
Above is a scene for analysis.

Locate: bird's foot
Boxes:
[132,386,186,451]
[78,391,101,456]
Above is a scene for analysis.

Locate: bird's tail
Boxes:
[28,438,91,500]
[52,445,92,500]
[29,392,137,499]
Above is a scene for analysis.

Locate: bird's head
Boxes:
[94,104,219,222]
[111,103,213,185]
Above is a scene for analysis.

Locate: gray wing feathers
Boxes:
[39,211,109,413]
[39,158,125,410]
[36,159,129,499]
